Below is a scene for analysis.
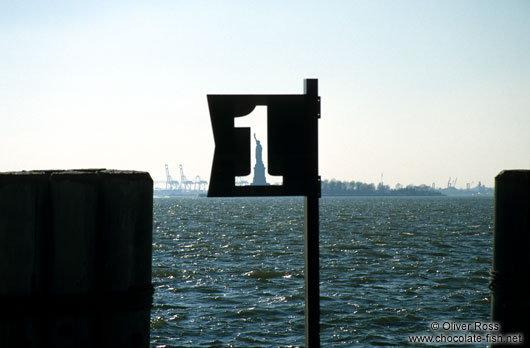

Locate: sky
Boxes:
[1,0,529,188]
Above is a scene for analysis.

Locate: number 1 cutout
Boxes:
[234,106,283,186]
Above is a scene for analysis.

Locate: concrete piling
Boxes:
[0,172,48,347]
[490,170,530,346]
[0,169,153,348]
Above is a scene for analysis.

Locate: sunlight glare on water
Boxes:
[151,196,493,347]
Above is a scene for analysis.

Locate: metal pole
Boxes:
[304,194,320,348]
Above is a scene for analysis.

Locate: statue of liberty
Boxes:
[254,133,263,164]
[252,133,267,185]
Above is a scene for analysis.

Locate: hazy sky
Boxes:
[1,0,529,188]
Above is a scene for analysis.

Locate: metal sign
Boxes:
[207,79,320,197]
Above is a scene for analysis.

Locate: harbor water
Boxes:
[150,196,493,347]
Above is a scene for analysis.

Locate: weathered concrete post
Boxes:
[0,172,49,347]
[48,171,99,346]
[490,170,530,346]
[97,170,153,347]
[0,169,153,348]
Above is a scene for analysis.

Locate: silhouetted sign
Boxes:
[208,79,320,197]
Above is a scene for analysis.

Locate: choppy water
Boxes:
[150,196,493,347]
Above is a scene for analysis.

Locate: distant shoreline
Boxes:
[322,193,493,197]
[321,179,493,197]
[322,192,443,197]
[153,179,494,198]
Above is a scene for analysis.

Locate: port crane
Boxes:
[179,164,194,191]
[194,175,208,191]
[159,164,208,193]
[164,164,179,190]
